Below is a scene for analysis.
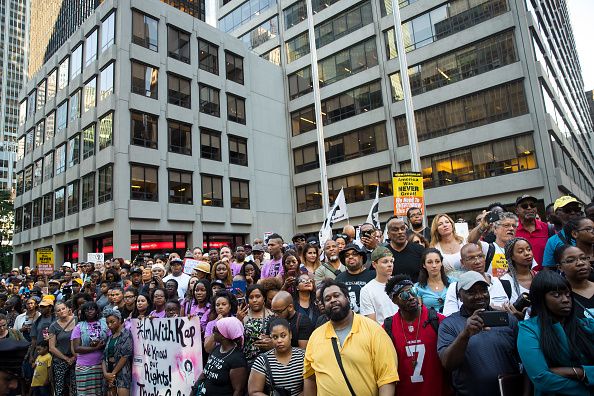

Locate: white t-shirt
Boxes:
[499,273,529,304]
[442,273,509,316]
[435,240,465,276]
[13,311,41,331]
[359,279,398,325]
[163,272,192,298]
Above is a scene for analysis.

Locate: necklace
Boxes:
[399,312,422,369]
[219,345,237,358]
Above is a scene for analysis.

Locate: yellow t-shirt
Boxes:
[304,313,399,395]
[31,353,52,387]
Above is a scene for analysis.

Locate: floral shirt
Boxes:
[242,310,272,362]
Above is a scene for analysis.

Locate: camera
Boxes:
[486,211,500,224]
[513,293,531,312]
[361,229,372,238]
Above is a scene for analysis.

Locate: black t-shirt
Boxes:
[288,312,313,347]
[335,270,375,314]
[384,242,424,282]
[203,346,247,395]
[572,292,593,319]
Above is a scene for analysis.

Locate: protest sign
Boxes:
[36,248,54,275]
[131,317,203,396]
[87,252,104,263]
[183,258,200,275]
[393,172,424,217]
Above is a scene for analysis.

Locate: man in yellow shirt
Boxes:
[304,279,398,395]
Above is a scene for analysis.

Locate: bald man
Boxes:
[271,291,313,349]
[342,225,356,245]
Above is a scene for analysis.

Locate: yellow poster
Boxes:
[490,253,508,278]
[393,172,424,217]
[36,248,54,276]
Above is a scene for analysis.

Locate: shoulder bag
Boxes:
[331,337,356,396]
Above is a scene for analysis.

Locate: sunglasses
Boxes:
[520,202,536,209]
[390,287,418,300]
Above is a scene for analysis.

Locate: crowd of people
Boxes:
[0,194,593,396]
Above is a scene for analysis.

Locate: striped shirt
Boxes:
[251,348,304,396]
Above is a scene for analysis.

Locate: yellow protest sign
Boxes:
[393,172,424,217]
[36,248,54,275]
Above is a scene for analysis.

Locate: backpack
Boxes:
[383,307,439,343]
[484,243,496,273]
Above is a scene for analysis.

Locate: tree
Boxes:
[0,190,14,272]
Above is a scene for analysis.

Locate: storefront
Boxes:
[203,233,247,251]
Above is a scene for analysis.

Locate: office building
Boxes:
[218,0,594,231]
[0,0,29,192]
[13,0,292,266]
[587,90,594,126]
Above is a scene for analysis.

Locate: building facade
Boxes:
[13,0,292,267]
[217,0,594,232]
[0,0,29,192]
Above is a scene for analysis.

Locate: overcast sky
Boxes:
[567,0,594,91]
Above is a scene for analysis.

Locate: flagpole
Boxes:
[305,0,329,215]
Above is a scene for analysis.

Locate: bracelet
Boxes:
[572,366,579,379]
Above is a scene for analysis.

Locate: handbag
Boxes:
[263,353,291,396]
[331,337,356,396]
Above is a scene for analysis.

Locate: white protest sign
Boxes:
[87,252,104,263]
[454,222,469,240]
[131,317,203,396]
[183,259,200,275]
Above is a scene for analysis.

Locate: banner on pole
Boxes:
[36,248,54,275]
[393,172,424,217]
[131,317,203,396]
[319,187,349,248]
[87,252,104,263]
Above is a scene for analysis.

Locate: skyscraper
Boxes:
[217,0,594,231]
[0,0,29,192]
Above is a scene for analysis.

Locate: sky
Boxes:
[567,0,594,91]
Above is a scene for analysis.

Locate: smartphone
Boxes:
[486,211,500,224]
[237,297,246,305]
[232,279,247,295]
[299,266,309,274]
[478,310,509,327]
[361,229,372,238]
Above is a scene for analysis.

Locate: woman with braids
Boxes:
[517,270,594,395]
[500,237,537,304]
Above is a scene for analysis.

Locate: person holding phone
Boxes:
[438,271,520,396]
[278,251,301,295]
[240,285,273,366]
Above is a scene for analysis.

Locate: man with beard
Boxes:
[438,271,519,396]
[230,246,246,276]
[129,268,143,289]
[335,244,374,314]
[406,207,431,241]
[304,279,398,395]
[383,217,424,282]
[514,194,553,270]
[383,275,448,396]
[314,239,345,286]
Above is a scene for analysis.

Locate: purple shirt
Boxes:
[230,262,243,277]
[261,257,283,278]
[149,310,166,318]
[71,322,103,366]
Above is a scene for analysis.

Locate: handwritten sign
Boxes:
[393,172,424,217]
[36,248,54,275]
[87,252,104,263]
[131,317,203,396]
[183,259,200,275]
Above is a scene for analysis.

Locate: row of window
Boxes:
[219,0,277,33]
[399,134,537,189]
[14,165,112,232]
[20,12,115,125]
[293,123,388,173]
[394,80,528,146]
[130,165,250,209]
[296,167,392,212]
[239,16,278,50]
[550,134,594,198]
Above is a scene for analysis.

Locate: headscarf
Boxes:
[215,317,244,347]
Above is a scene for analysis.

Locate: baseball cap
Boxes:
[48,279,61,285]
[338,243,366,264]
[292,233,306,242]
[515,194,537,206]
[170,258,183,265]
[62,262,72,268]
[73,278,83,286]
[130,268,143,275]
[553,196,581,211]
[251,244,265,252]
[39,295,55,306]
[152,263,165,272]
[457,271,489,293]
[211,279,226,288]
[194,261,211,274]
[371,246,393,262]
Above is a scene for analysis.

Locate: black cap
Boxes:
[516,194,537,206]
[130,267,143,275]
[211,280,226,288]
[0,339,30,375]
[338,243,367,264]
[292,233,306,242]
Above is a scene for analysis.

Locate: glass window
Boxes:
[16,172,23,196]
[33,158,43,188]
[230,179,249,209]
[225,51,244,84]
[98,164,113,203]
[199,84,220,116]
[100,62,114,100]
[296,182,322,212]
[284,0,306,29]
[228,135,248,166]
[261,47,281,65]
[321,80,382,125]
[168,26,190,63]
[291,106,316,136]
[81,172,95,210]
[198,39,219,75]
[168,74,191,108]
[14,207,23,232]
[99,112,113,150]
[83,124,95,159]
[45,111,55,142]
[67,181,79,215]
[43,194,53,223]
[25,129,34,154]
[58,57,69,91]
[85,29,98,66]
[69,90,81,122]
[169,170,193,204]
[131,62,158,99]
[55,188,65,219]
[200,128,221,161]
[288,66,312,99]
[294,144,318,173]
[168,121,191,155]
[201,174,223,207]
[55,144,66,175]
[23,203,32,230]
[67,134,80,167]
[70,43,83,79]
[227,94,246,124]
[132,10,158,51]
[19,100,26,126]
[47,69,57,101]
[286,32,309,63]
[56,100,68,133]
[35,121,44,148]
[37,80,46,110]
[131,165,158,201]
[43,152,53,181]
[131,111,158,149]
[101,11,116,52]
[318,38,378,87]
[84,76,97,112]
[27,91,36,119]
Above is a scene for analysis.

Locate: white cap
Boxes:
[62,262,72,268]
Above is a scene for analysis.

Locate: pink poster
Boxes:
[131,317,203,395]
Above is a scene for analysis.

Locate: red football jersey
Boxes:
[388,305,450,396]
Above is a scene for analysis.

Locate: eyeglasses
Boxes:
[272,305,290,315]
[562,207,583,215]
[560,256,589,265]
[298,278,312,284]
[497,223,517,229]
[577,227,594,234]
[124,295,136,300]
[464,254,485,263]
[343,252,360,259]
[520,203,537,209]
